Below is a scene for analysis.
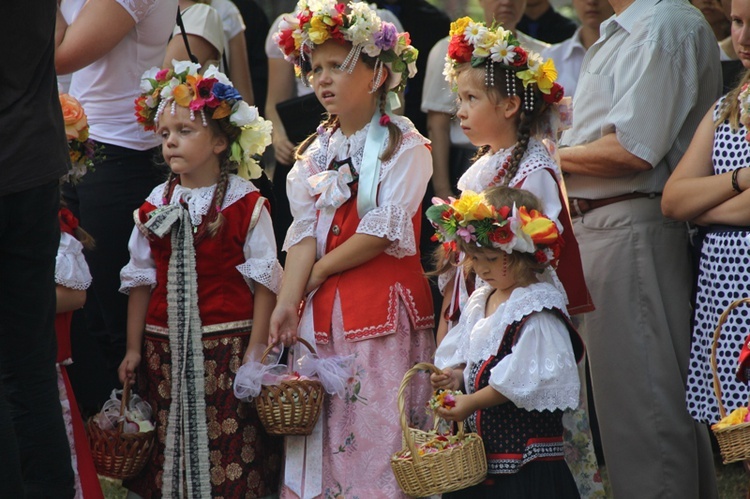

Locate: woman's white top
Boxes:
[434,282,580,412]
[67,0,178,150]
[56,232,92,290]
[120,174,282,294]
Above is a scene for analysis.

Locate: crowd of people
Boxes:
[1,0,749,497]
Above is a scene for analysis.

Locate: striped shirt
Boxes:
[560,0,722,199]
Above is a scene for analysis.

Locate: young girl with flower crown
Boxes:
[117,61,282,498]
[429,186,583,498]
[269,1,435,497]
[435,17,591,343]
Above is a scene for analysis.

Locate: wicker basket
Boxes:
[86,382,156,480]
[391,362,487,497]
[255,338,324,436]
[711,297,750,464]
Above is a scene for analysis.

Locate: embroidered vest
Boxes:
[465,308,584,474]
[311,183,435,343]
[138,191,264,330]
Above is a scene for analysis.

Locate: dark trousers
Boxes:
[0,181,75,498]
[63,142,165,397]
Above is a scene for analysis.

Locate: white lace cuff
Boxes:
[55,233,92,290]
[357,204,416,258]
[283,218,316,252]
[236,258,284,294]
[119,264,157,294]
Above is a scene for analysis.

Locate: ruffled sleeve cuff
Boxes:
[236,258,284,294]
[119,226,157,294]
[488,312,580,411]
[55,233,92,290]
[434,320,470,369]
[357,204,416,258]
[282,218,317,252]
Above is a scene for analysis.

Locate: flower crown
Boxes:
[273,0,418,93]
[134,61,272,180]
[444,17,564,108]
[426,190,562,265]
[59,93,97,184]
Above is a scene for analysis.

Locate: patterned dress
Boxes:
[120,176,283,497]
[281,116,436,499]
[686,96,750,423]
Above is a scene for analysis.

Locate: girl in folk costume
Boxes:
[56,206,102,499]
[436,17,591,344]
[56,93,103,499]
[269,2,435,497]
[430,187,584,499]
[118,62,282,498]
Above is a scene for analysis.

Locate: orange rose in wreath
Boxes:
[59,93,89,142]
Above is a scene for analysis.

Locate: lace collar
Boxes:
[300,115,428,181]
[463,281,568,363]
[457,137,560,193]
[146,174,258,226]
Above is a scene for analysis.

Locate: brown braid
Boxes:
[377,90,403,163]
[503,111,533,186]
[195,162,230,244]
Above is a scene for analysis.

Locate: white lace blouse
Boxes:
[56,232,92,290]
[119,175,283,294]
[283,115,431,259]
[434,282,580,412]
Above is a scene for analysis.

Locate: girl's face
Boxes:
[455,69,517,152]
[309,40,380,135]
[469,248,516,291]
[732,0,750,67]
[157,105,227,188]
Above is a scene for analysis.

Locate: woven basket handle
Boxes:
[398,362,464,465]
[118,381,131,433]
[711,297,750,419]
[260,337,317,364]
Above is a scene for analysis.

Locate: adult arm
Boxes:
[559,133,652,177]
[227,32,255,105]
[265,57,298,165]
[662,104,750,222]
[427,111,455,199]
[55,0,137,74]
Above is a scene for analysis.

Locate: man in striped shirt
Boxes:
[559,0,722,497]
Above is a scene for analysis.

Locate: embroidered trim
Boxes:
[486,438,565,474]
[145,319,253,336]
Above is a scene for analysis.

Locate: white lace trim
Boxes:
[119,265,157,294]
[55,233,92,290]
[145,174,259,227]
[357,204,416,258]
[457,138,559,193]
[283,218,317,251]
[466,283,568,364]
[300,115,429,182]
[236,258,283,294]
[117,0,157,21]
[497,382,580,412]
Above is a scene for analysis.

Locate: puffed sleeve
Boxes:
[489,311,579,411]
[55,232,92,290]
[518,169,563,232]
[283,160,319,251]
[236,204,283,294]
[434,318,468,370]
[119,226,156,294]
[356,144,432,258]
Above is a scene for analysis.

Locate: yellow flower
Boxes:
[450,17,471,37]
[173,83,192,108]
[535,58,558,93]
[308,16,331,45]
[452,191,492,223]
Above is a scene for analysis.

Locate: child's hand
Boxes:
[430,368,460,391]
[118,351,141,386]
[435,393,476,422]
[269,301,300,346]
